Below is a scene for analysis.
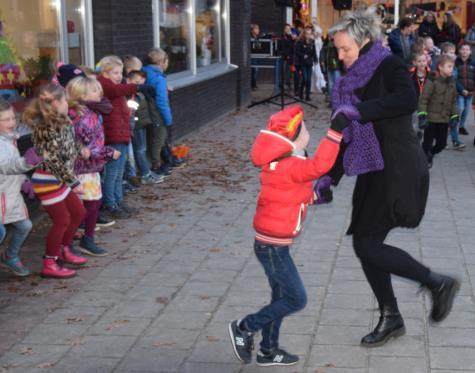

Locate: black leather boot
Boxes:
[361,304,405,347]
[423,272,460,323]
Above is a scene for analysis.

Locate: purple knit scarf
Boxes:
[331,41,389,176]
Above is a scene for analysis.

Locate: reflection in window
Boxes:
[159,0,191,74]
[195,0,219,67]
[66,0,86,65]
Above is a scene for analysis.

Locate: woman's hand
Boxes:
[81,147,91,160]
[73,184,84,194]
[112,150,121,160]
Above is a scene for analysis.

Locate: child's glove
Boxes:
[137,85,156,100]
[448,114,459,129]
[314,175,333,204]
[330,114,349,133]
[417,112,428,130]
[24,147,43,167]
[21,179,36,200]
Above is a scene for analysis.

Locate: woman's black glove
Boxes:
[330,113,349,133]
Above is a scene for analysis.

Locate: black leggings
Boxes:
[353,231,431,308]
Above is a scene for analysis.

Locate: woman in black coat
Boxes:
[317,8,460,348]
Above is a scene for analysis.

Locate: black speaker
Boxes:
[332,0,352,10]
[274,0,294,7]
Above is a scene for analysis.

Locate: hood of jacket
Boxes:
[251,130,296,167]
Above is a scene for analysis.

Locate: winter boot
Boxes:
[422,271,460,323]
[41,257,76,279]
[59,245,88,266]
[426,152,433,169]
[361,302,405,347]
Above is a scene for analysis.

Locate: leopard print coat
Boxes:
[32,119,80,187]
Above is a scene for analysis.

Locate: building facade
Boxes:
[0,0,252,139]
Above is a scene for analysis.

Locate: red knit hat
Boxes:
[267,105,304,140]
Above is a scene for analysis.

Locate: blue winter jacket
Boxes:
[388,28,414,61]
[143,65,173,126]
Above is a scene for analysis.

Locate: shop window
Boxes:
[66,0,87,66]
[195,0,219,67]
[159,0,192,74]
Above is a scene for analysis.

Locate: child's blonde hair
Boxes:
[147,48,168,65]
[97,55,123,73]
[67,76,103,111]
[22,84,69,129]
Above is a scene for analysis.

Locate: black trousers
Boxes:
[353,231,431,309]
[422,122,448,155]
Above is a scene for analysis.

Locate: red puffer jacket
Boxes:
[252,129,342,246]
[97,76,137,145]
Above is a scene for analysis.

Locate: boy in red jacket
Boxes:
[229,105,344,366]
[96,56,153,219]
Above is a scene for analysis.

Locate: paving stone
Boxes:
[369,335,426,357]
[49,355,119,373]
[319,307,371,327]
[117,347,187,372]
[0,343,69,370]
[137,327,201,350]
[430,347,475,370]
[166,294,220,312]
[88,316,152,337]
[22,323,89,345]
[68,335,136,358]
[101,299,165,319]
[307,344,367,368]
[314,325,371,346]
[180,362,241,373]
[428,327,475,347]
[151,310,212,330]
[369,356,427,373]
[41,306,106,325]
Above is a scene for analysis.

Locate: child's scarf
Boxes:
[331,41,389,176]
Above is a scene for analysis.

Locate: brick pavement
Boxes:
[0,93,475,372]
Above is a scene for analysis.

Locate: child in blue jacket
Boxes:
[143,48,184,176]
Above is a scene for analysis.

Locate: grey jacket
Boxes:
[0,133,33,224]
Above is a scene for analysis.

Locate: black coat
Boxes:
[418,20,440,40]
[294,39,317,67]
[329,54,429,235]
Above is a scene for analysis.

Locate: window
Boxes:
[0,0,93,99]
[154,0,230,77]
[158,0,192,74]
[195,0,219,67]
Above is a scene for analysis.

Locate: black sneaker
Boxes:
[96,215,116,228]
[103,207,130,220]
[123,181,138,194]
[459,127,469,135]
[256,348,299,367]
[228,320,254,364]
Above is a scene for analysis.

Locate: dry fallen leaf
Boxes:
[206,335,220,342]
[36,362,54,369]
[66,316,84,324]
[152,341,176,348]
[209,247,222,253]
[199,294,210,300]
[20,347,33,355]
[157,297,169,304]
[105,319,130,331]
[66,337,84,346]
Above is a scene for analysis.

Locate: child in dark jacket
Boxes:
[229,105,344,367]
[97,56,152,219]
[409,52,431,140]
[418,55,460,168]
[126,70,164,184]
[67,76,120,256]
[294,27,318,101]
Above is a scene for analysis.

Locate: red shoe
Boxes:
[41,257,76,279]
[60,245,88,266]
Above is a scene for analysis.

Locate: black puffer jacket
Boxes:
[294,39,317,67]
[454,57,475,93]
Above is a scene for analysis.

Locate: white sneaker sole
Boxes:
[228,322,246,364]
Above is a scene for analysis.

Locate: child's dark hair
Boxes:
[459,42,471,50]
[440,42,456,54]
[0,98,13,113]
[411,52,426,62]
[126,70,147,80]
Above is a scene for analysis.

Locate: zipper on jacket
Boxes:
[293,203,305,234]
[1,192,5,224]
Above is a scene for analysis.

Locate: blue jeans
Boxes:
[449,124,461,145]
[457,94,473,130]
[102,143,128,209]
[125,142,136,178]
[327,69,342,96]
[242,241,307,353]
[0,219,32,259]
[298,65,312,98]
[132,127,151,176]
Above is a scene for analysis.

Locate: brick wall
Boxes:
[91,0,251,139]
[251,0,286,35]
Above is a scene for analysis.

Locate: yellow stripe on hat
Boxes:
[286,112,303,135]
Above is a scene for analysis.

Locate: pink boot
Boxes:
[41,257,76,279]
[60,245,88,266]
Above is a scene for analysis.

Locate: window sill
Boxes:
[168,63,238,90]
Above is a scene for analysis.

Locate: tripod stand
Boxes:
[248,56,319,110]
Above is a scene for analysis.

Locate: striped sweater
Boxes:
[31,170,70,206]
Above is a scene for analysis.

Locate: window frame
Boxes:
[153,0,232,87]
